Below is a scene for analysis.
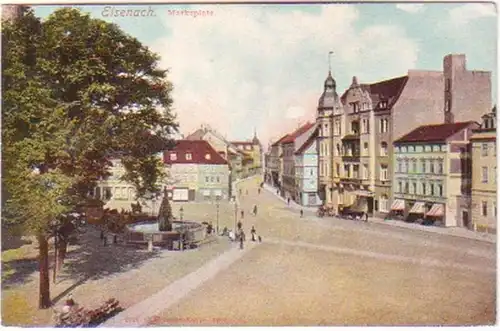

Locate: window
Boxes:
[336,144,341,155]
[445,99,451,112]
[398,181,402,193]
[379,118,389,133]
[352,103,359,113]
[344,164,351,178]
[351,121,359,134]
[205,153,211,160]
[363,142,369,155]
[482,166,488,183]
[422,160,427,173]
[430,184,435,196]
[482,201,488,216]
[445,78,451,91]
[397,160,402,173]
[104,187,112,200]
[380,165,388,181]
[380,142,388,156]
[482,143,488,156]
[422,183,427,195]
[404,182,409,193]
[353,164,359,178]
[438,184,443,196]
[206,176,209,182]
[170,153,177,161]
[438,161,443,174]
[363,164,368,179]
[412,160,417,173]
[430,161,435,174]
[494,202,497,217]
[412,182,417,194]
[404,160,409,173]
[336,163,340,177]
[334,120,341,135]
[362,119,370,133]
[379,195,388,212]
[186,153,192,160]
[216,176,220,183]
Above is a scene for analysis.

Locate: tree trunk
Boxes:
[38,234,51,309]
[56,238,67,271]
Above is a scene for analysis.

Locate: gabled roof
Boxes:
[394,121,478,144]
[281,122,315,144]
[341,76,409,110]
[295,127,318,155]
[271,134,291,147]
[163,140,228,165]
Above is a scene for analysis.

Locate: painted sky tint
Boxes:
[33,3,497,146]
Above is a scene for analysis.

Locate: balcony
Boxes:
[340,177,362,185]
[341,132,360,141]
[342,152,360,162]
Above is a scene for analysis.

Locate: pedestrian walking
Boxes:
[258,188,261,194]
[239,230,245,249]
[250,226,256,241]
[258,235,262,243]
[246,189,248,195]
[239,189,242,195]
[253,205,258,216]
[300,209,304,218]
[287,197,291,205]
[364,212,369,222]
[241,210,244,219]
[237,220,242,230]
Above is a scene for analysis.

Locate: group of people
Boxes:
[224,221,261,249]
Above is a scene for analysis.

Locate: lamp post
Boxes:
[180,206,184,221]
[216,197,220,234]
[234,202,238,232]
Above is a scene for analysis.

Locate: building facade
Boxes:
[295,126,321,206]
[163,140,230,202]
[280,123,315,201]
[470,107,497,233]
[391,122,479,227]
[316,54,491,217]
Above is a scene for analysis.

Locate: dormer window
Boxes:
[205,153,211,160]
[170,153,177,161]
[185,153,192,160]
[352,103,359,113]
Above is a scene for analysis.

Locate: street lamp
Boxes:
[180,206,184,221]
[216,197,220,234]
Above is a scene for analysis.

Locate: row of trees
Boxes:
[2,8,178,308]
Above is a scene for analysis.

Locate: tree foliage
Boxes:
[2,8,178,308]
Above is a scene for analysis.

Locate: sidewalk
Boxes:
[263,183,496,244]
[100,242,258,327]
[262,183,318,213]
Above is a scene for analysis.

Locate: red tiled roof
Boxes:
[295,128,318,155]
[271,134,291,147]
[341,76,409,109]
[163,140,228,165]
[281,122,315,144]
[394,121,478,143]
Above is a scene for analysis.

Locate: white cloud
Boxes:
[449,3,496,24]
[150,5,418,146]
[396,4,425,13]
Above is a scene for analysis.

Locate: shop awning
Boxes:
[426,204,444,217]
[409,202,425,214]
[355,190,374,197]
[390,199,405,211]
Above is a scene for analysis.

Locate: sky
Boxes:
[33,3,497,147]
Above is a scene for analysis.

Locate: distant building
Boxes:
[231,130,263,176]
[94,158,139,212]
[163,140,230,202]
[470,107,497,233]
[281,122,315,200]
[268,134,289,191]
[294,125,321,206]
[391,121,479,227]
[317,53,491,218]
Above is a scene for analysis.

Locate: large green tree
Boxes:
[2,8,177,309]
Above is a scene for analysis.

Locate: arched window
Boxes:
[336,144,341,155]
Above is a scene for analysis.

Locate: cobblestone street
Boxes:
[149,176,496,326]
